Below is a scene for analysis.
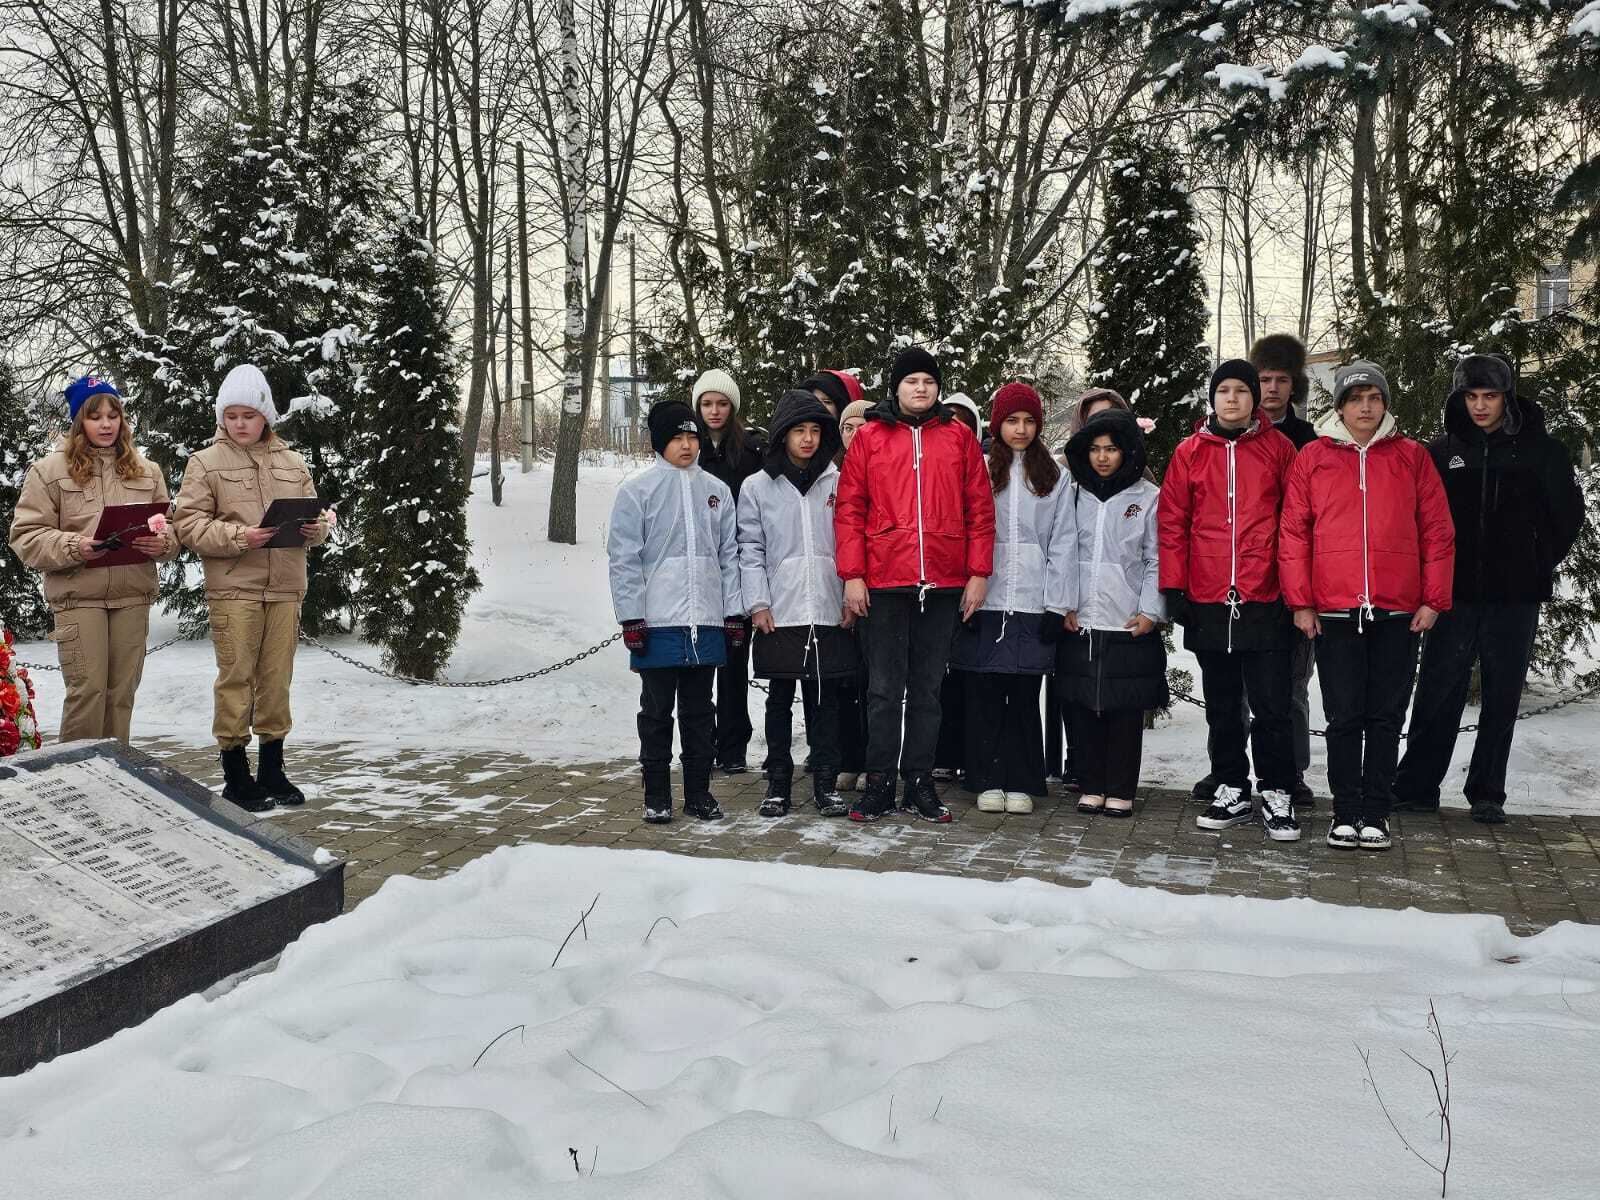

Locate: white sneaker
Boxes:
[1196,784,1253,830]
[1260,788,1302,842]
[1359,818,1393,850]
[836,772,859,792]
[1004,792,1034,814]
[1326,818,1359,850]
[976,789,1007,812]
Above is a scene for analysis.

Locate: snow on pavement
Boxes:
[15,462,1600,815]
[1,845,1596,1198]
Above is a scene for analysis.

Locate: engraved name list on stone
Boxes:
[0,757,312,1017]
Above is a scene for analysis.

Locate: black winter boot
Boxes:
[642,765,673,823]
[813,771,848,818]
[848,773,896,823]
[760,766,793,818]
[903,773,953,824]
[256,740,305,806]
[220,746,273,812]
[683,763,724,821]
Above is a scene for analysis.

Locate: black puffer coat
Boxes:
[1428,358,1585,604]
[699,427,767,502]
[951,610,1057,675]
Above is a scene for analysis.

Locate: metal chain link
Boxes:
[295,630,621,687]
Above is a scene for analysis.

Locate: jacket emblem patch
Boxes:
[1448,455,1466,469]
[1123,503,1142,519]
[707,495,721,510]
[826,491,836,509]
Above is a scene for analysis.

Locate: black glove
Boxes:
[1162,589,1189,625]
[725,617,748,651]
[622,620,648,653]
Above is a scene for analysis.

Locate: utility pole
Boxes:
[629,231,640,451]
[600,243,614,450]
[517,142,535,472]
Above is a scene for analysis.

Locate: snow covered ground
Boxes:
[15,463,1600,814]
[2,845,1597,1198]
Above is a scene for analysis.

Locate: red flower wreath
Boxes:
[0,628,43,758]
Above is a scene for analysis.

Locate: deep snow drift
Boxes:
[15,462,1600,814]
[1,845,1596,1198]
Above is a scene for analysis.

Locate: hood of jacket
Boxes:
[1065,409,1148,500]
[764,390,841,493]
[867,387,954,430]
[1314,406,1399,448]
[1443,357,1542,443]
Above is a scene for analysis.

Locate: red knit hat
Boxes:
[989,381,1042,436]
[825,369,864,406]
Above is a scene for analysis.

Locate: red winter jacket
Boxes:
[1158,413,1296,604]
[835,405,995,590]
[1279,412,1455,616]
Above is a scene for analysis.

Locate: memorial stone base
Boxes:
[0,740,343,1076]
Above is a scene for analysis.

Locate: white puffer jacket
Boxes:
[607,459,743,626]
[736,463,844,627]
[982,459,1068,615]
[1046,477,1164,630]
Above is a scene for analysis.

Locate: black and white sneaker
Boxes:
[1326,817,1359,850]
[1359,819,1393,851]
[759,795,790,818]
[813,777,849,817]
[644,803,672,825]
[1260,789,1302,842]
[1196,784,1253,830]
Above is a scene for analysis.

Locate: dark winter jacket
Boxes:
[1428,364,1584,604]
[1056,626,1169,715]
[699,428,766,501]
[1272,409,1318,451]
[834,396,995,591]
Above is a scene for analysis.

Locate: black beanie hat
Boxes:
[1209,359,1260,411]
[888,346,942,397]
[647,400,702,455]
[798,372,850,411]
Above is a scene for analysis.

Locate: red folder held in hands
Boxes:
[87,503,171,568]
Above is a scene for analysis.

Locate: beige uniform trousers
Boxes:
[208,599,299,748]
[50,605,152,743]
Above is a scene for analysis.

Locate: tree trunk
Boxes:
[548,0,588,545]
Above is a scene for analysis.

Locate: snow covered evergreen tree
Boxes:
[1085,140,1210,471]
[359,214,478,680]
[111,89,391,633]
[0,360,51,638]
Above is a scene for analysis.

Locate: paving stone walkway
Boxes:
[144,738,1600,935]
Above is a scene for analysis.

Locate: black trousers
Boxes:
[861,590,961,778]
[935,670,967,772]
[638,666,716,772]
[1070,705,1145,799]
[1395,602,1539,808]
[1195,648,1295,793]
[1044,672,1076,779]
[1315,618,1420,822]
[829,680,868,773]
[767,676,841,778]
[963,673,1046,795]
[713,631,753,765]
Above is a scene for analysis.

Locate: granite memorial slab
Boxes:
[0,739,343,1076]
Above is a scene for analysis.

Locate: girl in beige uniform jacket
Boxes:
[9,377,178,743]
[173,364,329,812]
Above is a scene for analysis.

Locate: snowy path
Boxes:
[2,844,1597,1198]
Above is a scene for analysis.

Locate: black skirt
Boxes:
[752,623,861,681]
[950,610,1056,675]
[1056,627,1169,714]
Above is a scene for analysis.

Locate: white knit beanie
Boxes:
[215,364,279,429]
[691,368,741,413]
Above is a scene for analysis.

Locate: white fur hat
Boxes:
[215,364,279,429]
[691,368,741,412]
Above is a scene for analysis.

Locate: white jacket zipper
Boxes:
[680,470,700,660]
[912,424,929,608]
[1225,438,1241,653]
[1357,444,1374,630]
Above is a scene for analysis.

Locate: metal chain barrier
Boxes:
[15,631,1600,731]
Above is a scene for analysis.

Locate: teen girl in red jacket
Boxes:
[1280,361,1454,852]
[834,346,995,823]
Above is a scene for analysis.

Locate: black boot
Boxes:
[1190,772,1220,802]
[683,763,724,821]
[760,766,793,818]
[903,773,953,824]
[1290,775,1316,810]
[256,740,305,806]
[643,765,673,823]
[220,746,273,812]
[813,771,848,818]
[848,773,896,823]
